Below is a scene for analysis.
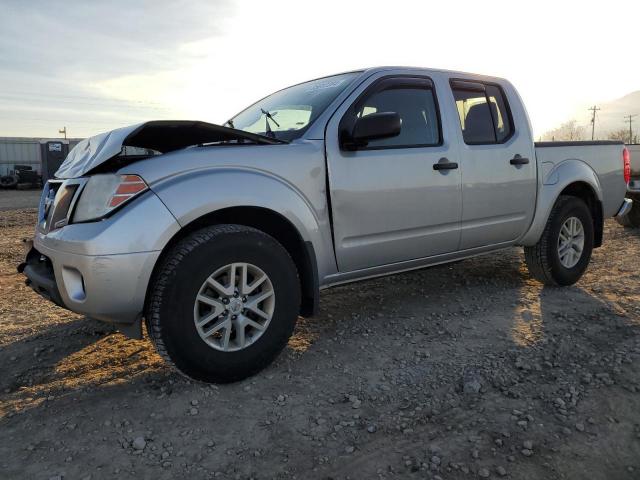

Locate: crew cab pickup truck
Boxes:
[19,67,632,383]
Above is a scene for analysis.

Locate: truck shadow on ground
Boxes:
[0,317,167,417]
[514,282,639,354]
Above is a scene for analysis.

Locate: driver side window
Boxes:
[355,85,441,148]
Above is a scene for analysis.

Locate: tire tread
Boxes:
[145,224,298,381]
[524,195,584,286]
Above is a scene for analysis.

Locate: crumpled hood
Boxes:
[55,120,284,179]
[56,123,143,179]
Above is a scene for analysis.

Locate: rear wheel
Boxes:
[524,195,594,286]
[146,224,300,383]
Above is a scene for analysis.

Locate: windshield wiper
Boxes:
[224,119,235,129]
[261,108,280,139]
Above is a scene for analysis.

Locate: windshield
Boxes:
[227,72,361,142]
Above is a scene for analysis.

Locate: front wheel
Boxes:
[146,224,301,383]
[524,195,594,286]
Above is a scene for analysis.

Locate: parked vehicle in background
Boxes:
[19,67,632,383]
[616,144,640,227]
[0,165,41,189]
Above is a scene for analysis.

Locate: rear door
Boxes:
[449,79,537,249]
[325,74,462,272]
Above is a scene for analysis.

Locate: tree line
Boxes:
[541,120,637,143]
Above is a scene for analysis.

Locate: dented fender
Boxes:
[150,165,335,280]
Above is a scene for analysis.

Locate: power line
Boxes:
[624,114,637,144]
[588,105,600,141]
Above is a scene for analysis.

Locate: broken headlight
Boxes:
[72,174,147,223]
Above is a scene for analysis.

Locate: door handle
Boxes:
[510,154,529,166]
[433,158,459,171]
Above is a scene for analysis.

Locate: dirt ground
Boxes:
[1,208,639,480]
[0,189,41,211]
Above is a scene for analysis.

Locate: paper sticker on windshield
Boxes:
[305,79,346,93]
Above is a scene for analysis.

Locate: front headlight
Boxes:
[72,174,148,223]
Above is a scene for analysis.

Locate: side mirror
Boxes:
[342,112,401,150]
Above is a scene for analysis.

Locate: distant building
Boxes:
[0,137,82,181]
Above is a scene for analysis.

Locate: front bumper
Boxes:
[18,247,65,308]
[18,187,179,324]
[20,244,160,324]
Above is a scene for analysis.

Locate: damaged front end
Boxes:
[55,120,287,179]
[18,245,65,309]
[18,121,272,333]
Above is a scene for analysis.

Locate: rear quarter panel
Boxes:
[520,143,626,245]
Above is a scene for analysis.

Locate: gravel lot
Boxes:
[1,208,639,480]
[0,189,41,211]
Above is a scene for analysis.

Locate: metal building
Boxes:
[0,137,81,181]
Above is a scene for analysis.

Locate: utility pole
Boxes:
[624,114,636,144]
[58,126,67,139]
[588,105,600,140]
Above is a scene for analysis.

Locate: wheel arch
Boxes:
[521,159,604,247]
[145,205,319,319]
[558,181,603,247]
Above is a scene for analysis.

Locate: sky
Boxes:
[1,0,638,139]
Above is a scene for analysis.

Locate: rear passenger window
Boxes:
[451,81,513,145]
[486,85,512,142]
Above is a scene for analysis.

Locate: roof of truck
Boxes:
[354,66,508,83]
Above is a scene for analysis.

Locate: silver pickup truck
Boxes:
[20,67,632,383]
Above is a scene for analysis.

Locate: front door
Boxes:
[326,75,462,272]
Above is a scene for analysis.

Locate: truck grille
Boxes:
[39,179,83,233]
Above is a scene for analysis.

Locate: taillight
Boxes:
[623,147,631,184]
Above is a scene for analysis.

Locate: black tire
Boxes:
[615,195,640,228]
[0,175,18,189]
[146,224,300,383]
[524,195,594,286]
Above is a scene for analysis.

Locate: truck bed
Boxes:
[534,140,624,148]
[533,140,626,219]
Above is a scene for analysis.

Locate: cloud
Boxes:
[1,1,231,78]
[0,0,233,136]
[0,0,638,138]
